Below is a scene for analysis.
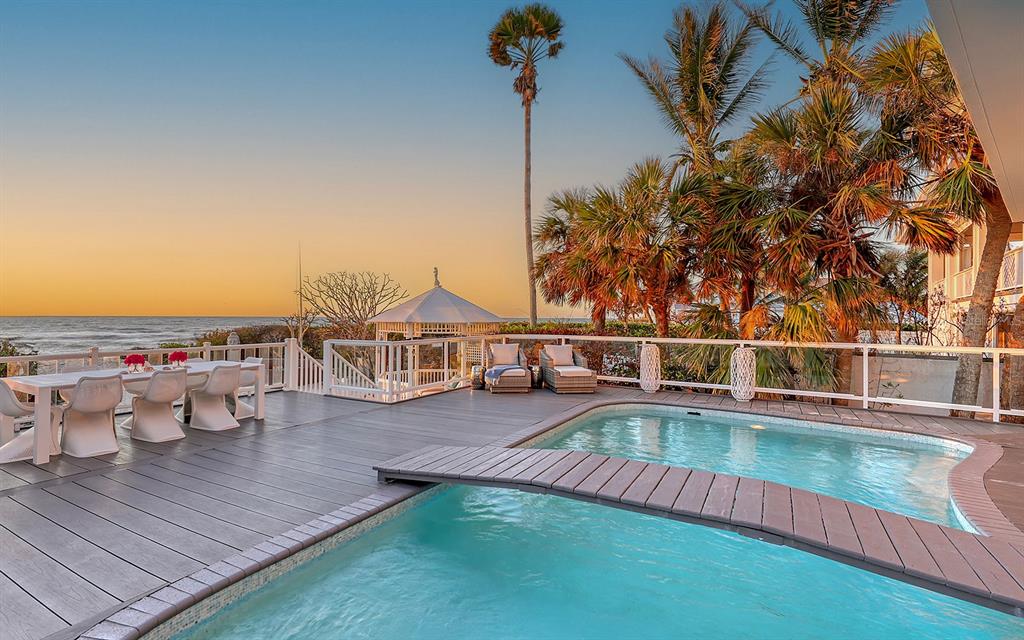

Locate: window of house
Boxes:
[959,230,973,271]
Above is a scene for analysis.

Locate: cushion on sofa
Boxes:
[554,365,593,378]
[544,344,575,366]
[490,344,520,365]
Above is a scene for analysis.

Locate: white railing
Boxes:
[323,334,1024,422]
[323,337,478,402]
[950,267,975,299]
[293,344,325,394]
[997,247,1023,292]
[1,341,289,388]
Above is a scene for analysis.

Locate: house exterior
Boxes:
[928,220,1023,345]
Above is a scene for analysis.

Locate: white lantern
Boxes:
[730,347,756,402]
[639,343,661,393]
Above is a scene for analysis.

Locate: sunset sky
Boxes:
[0,0,929,318]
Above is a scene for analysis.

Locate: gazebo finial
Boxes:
[433,266,441,288]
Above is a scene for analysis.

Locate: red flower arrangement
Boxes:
[168,351,188,365]
[124,354,146,366]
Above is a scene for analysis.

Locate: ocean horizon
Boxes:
[0,316,280,353]
[0,315,590,354]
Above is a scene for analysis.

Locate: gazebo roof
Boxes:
[369,277,503,325]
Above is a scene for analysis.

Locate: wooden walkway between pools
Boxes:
[376,445,1024,616]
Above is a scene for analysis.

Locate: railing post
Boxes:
[860,345,870,409]
[284,338,299,391]
[322,341,333,394]
[87,346,99,369]
[202,341,212,361]
[992,351,1001,423]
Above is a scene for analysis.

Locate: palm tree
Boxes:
[866,26,1012,416]
[489,4,564,326]
[621,2,770,174]
[535,158,696,337]
[739,0,959,400]
[621,2,772,327]
[877,247,929,344]
[534,190,615,333]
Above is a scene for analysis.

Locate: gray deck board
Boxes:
[9,489,203,582]
[847,502,901,570]
[818,495,862,559]
[44,482,237,564]
[729,477,764,528]
[645,467,691,511]
[0,524,119,624]
[595,459,648,501]
[0,571,68,640]
[876,510,944,581]
[570,456,627,497]
[619,463,669,507]
[790,488,827,547]
[78,474,272,547]
[0,497,164,599]
[700,474,739,523]
[672,469,714,517]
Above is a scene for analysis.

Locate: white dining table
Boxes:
[2,360,265,465]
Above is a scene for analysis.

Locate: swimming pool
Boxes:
[176,406,1021,639]
[544,405,969,529]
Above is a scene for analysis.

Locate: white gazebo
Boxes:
[369,269,503,340]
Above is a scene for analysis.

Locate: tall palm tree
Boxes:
[621,2,770,174]
[489,4,564,326]
[621,2,772,327]
[865,26,1011,416]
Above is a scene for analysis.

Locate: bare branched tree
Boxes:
[281,308,318,343]
[300,271,407,339]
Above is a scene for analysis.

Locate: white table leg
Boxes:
[255,365,265,420]
[0,415,14,445]
[33,388,52,465]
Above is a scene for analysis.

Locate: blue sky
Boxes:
[0,0,933,317]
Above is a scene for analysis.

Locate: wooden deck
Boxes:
[1,386,1023,639]
[375,444,1024,615]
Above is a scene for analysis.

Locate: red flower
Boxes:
[124,354,146,366]
[168,351,188,363]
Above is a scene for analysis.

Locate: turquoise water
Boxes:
[545,407,967,528]
[177,409,1023,639]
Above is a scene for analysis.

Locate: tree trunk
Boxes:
[591,303,607,335]
[740,277,756,314]
[951,196,1013,417]
[1005,295,1024,423]
[524,101,538,326]
[653,298,671,338]
[739,277,756,339]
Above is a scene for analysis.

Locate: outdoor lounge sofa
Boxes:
[485,343,531,394]
[540,344,597,394]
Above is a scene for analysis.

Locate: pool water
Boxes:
[545,406,967,528]
[177,408,1022,639]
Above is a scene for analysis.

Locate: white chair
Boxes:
[232,357,262,419]
[189,364,241,431]
[60,374,124,458]
[0,380,62,463]
[125,369,187,442]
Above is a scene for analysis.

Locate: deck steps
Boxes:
[376,445,1024,617]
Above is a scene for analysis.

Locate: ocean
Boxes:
[0,317,278,354]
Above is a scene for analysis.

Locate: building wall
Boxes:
[928,221,1023,346]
